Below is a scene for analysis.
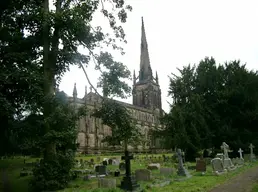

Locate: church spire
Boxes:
[73,83,77,98]
[139,17,153,82]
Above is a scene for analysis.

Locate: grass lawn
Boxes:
[0,155,258,192]
[252,182,258,192]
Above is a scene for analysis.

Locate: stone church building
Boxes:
[70,18,164,153]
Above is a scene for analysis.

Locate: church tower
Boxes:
[132,17,162,110]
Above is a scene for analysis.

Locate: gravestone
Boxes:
[83,175,92,181]
[98,178,116,188]
[249,143,256,161]
[135,169,151,181]
[160,167,173,176]
[120,151,139,191]
[196,157,206,172]
[95,165,107,175]
[176,148,191,177]
[147,163,160,170]
[114,170,120,177]
[108,159,113,165]
[237,157,244,165]
[119,162,126,171]
[216,153,224,160]
[211,158,226,174]
[221,142,234,169]
[112,159,120,166]
[97,156,101,162]
[238,148,244,160]
[102,160,108,166]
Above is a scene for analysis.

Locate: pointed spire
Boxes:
[139,17,153,82]
[73,83,77,98]
[156,71,159,84]
[85,85,87,96]
[133,70,136,85]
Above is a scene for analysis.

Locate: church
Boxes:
[70,18,164,153]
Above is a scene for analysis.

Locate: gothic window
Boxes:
[89,118,94,133]
[144,93,148,105]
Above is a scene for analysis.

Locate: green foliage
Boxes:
[162,57,258,160]
[30,151,75,191]
[30,93,86,191]
[1,0,134,191]
[93,99,142,149]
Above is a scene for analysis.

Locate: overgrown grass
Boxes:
[252,182,258,192]
[0,156,258,192]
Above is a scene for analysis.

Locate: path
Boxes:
[210,166,258,192]
[1,169,11,192]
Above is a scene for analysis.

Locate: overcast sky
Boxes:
[59,0,258,112]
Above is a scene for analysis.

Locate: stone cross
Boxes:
[122,151,133,177]
[238,148,244,159]
[249,143,255,159]
[221,142,229,159]
[176,149,184,168]
[90,86,93,92]
[120,151,139,191]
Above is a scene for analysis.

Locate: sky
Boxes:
[59,0,258,112]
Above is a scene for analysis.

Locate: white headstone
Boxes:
[221,142,229,159]
[249,143,255,161]
[238,148,244,159]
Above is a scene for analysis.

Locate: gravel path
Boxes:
[210,166,258,192]
[1,169,11,192]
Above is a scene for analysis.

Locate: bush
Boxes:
[30,151,74,191]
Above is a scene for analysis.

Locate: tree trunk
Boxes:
[42,0,60,160]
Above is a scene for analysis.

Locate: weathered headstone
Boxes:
[211,158,226,174]
[238,148,244,160]
[135,169,151,181]
[112,159,120,166]
[221,142,234,169]
[119,162,125,171]
[95,165,107,175]
[98,178,116,188]
[249,143,256,161]
[108,159,113,165]
[114,170,120,177]
[196,157,206,172]
[176,148,191,177]
[102,160,108,166]
[160,167,173,176]
[147,163,160,170]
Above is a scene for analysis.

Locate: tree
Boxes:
[92,99,142,152]
[1,0,133,191]
[161,57,258,161]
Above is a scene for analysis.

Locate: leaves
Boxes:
[162,57,258,160]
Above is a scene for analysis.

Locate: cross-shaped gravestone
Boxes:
[238,148,244,159]
[120,151,139,191]
[221,142,229,159]
[249,143,255,161]
[122,151,133,177]
[176,148,191,177]
[176,149,184,169]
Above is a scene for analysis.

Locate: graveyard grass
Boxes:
[1,155,258,192]
[251,183,258,192]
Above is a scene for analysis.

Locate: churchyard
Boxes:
[1,142,258,192]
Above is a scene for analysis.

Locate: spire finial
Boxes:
[156,71,159,84]
[133,70,136,85]
[73,83,77,98]
[85,85,87,95]
[139,17,152,82]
